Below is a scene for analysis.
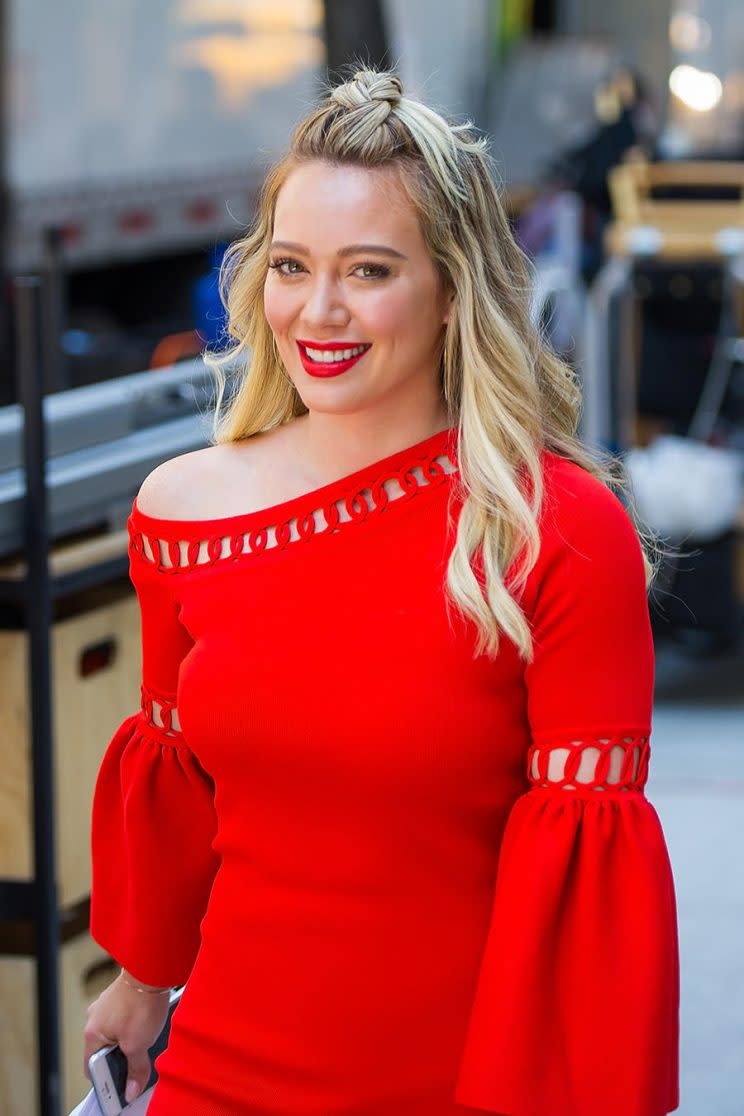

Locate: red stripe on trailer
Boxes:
[186,199,217,223]
[118,210,155,233]
[61,222,84,245]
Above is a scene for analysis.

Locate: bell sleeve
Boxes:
[89,514,220,989]
[454,464,680,1116]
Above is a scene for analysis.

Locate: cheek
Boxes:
[366,286,443,351]
[263,279,297,335]
[356,288,418,343]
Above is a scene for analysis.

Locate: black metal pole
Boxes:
[322,0,391,85]
[14,274,61,1116]
[41,226,69,393]
[0,0,11,406]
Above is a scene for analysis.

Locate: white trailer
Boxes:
[6,0,491,272]
[6,0,326,270]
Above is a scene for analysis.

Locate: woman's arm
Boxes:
[89,475,220,989]
[455,460,679,1116]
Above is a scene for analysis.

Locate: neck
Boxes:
[295,405,451,486]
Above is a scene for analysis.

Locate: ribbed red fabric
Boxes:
[89,427,679,1116]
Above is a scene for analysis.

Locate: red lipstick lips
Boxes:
[296,340,371,378]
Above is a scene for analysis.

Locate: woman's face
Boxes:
[264,160,451,418]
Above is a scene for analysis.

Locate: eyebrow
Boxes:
[270,240,407,260]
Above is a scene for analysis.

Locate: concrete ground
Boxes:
[649,640,744,1116]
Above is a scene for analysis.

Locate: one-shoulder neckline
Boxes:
[130,424,458,534]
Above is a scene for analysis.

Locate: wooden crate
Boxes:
[0,591,141,908]
[0,930,119,1115]
[607,158,744,263]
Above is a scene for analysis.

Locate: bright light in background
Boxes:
[669,13,712,52]
[669,64,723,111]
[177,0,322,33]
[173,0,324,109]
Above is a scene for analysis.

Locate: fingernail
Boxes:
[125,1079,140,1103]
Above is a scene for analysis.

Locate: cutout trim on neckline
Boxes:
[128,425,459,572]
[132,424,457,531]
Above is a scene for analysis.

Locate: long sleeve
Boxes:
[89,513,221,988]
[454,461,680,1116]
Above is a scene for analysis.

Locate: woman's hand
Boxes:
[83,971,172,1104]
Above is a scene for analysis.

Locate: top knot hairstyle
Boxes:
[298,69,476,206]
[328,68,402,112]
[206,68,662,662]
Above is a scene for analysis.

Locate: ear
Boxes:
[441,287,455,325]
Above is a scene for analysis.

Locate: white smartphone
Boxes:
[87,985,185,1115]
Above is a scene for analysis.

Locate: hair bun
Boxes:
[330,70,403,113]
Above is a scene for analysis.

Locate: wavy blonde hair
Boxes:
[206,67,663,662]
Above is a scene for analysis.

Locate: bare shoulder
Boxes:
[135,422,302,521]
[135,447,222,519]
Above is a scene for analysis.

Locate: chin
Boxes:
[294,383,373,416]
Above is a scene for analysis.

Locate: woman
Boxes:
[84,69,679,1116]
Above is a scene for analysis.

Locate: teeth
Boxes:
[304,344,368,362]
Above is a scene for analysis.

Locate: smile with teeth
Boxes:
[302,344,370,363]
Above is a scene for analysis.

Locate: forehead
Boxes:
[273,160,422,248]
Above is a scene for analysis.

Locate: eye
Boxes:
[353,262,390,279]
[268,256,304,276]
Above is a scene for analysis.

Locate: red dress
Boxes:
[89,426,679,1116]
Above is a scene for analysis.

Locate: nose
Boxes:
[299,273,350,332]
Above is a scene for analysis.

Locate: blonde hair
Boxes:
[205,67,664,662]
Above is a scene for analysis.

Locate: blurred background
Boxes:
[0,2,742,1113]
